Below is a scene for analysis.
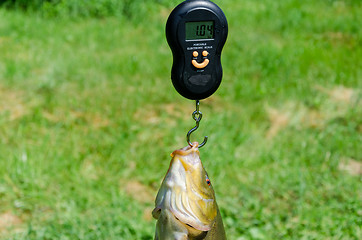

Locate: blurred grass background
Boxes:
[0,0,361,239]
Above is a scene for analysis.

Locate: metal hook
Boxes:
[187,100,208,148]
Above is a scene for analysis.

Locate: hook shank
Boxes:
[186,100,208,148]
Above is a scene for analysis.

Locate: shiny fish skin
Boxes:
[153,142,226,240]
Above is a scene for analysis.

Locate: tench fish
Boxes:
[152,142,226,240]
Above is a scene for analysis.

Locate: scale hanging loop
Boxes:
[187,100,208,148]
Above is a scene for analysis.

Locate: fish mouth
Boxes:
[153,186,214,232]
[152,205,212,232]
[175,215,208,238]
[152,207,209,239]
[171,206,213,231]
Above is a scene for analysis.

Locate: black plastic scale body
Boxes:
[166,0,228,100]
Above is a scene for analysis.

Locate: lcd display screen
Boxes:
[185,21,214,40]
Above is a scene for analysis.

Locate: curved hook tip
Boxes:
[187,135,208,148]
[198,136,208,148]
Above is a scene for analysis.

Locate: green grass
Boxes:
[0,0,361,239]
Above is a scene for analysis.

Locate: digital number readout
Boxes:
[185,21,214,40]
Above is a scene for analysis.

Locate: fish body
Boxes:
[153,142,226,240]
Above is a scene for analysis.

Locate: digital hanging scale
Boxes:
[166,0,228,100]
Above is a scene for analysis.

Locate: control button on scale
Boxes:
[192,51,209,69]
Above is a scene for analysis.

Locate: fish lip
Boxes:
[171,142,199,157]
[171,142,201,169]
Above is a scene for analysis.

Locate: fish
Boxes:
[152,142,226,240]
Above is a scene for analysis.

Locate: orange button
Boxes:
[193,51,199,57]
[192,59,210,69]
[202,51,209,57]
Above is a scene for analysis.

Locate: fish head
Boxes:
[153,142,217,235]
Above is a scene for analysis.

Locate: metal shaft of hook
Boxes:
[192,110,202,122]
[187,100,208,148]
[193,100,202,122]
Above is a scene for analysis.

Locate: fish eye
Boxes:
[206,178,211,186]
